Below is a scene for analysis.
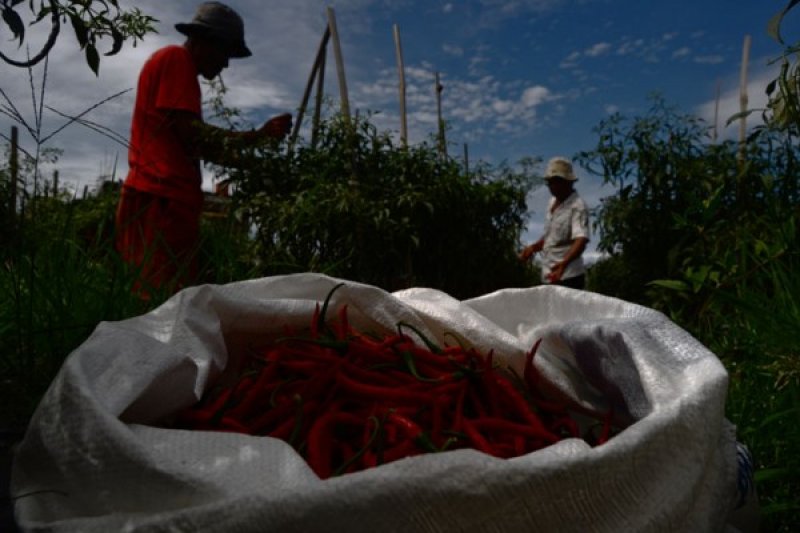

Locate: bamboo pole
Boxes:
[393,24,408,148]
[712,79,721,143]
[289,26,331,150]
[435,72,446,158]
[327,6,351,126]
[10,126,18,224]
[738,34,751,164]
[312,38,327,148]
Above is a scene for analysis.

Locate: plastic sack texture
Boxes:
[12,273,741,532]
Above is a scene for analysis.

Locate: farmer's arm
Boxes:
[171,110,292,166]
[546,237,588,282]
[519,238,545,262]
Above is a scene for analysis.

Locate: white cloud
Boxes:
[616,38,645,56]
[521,86,552,107]
[443,3,454,13]
[492,99,514,114]
[585,42,612,57]
[672,47,691,59]
[694,55,725,65]
[560,50,581,69]
[443,43,464,57]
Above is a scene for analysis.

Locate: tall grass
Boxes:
[1,192,144,427]
[0,187,253,428]
[714,256,800,531]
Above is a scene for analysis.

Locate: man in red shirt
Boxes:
[116,2,291,298]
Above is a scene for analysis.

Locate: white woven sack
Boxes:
[12,273,740,532]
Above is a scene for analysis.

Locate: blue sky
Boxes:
[1,1,797,259]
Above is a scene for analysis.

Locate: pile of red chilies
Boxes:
[170,289,613,479]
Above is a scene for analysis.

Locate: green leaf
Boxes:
[69,13,88,48]
[648,279,689,292]
[105,27,123,56]
[2,6,25,46]
[85,43,100,75]
[725,108,761,127]
[767,0,800,44]
[754,466,800,483]
[766,78,778,96]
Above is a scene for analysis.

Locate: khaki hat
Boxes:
[175,2,252,58]
[544,157,577,181]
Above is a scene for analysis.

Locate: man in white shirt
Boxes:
[519,157,590,289]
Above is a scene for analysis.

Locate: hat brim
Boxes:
[175,22,252,58]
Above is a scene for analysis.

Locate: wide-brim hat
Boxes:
[175,2,252,58]
[544,157,577,181]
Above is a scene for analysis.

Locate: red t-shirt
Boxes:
[124,45,204,209]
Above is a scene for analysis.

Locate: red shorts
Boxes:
[115,186,201,297]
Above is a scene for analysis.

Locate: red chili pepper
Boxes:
[596,409,614,445]
[166,296,608,476]
[333,416,380,476]
[522,339,570,414]
[336,370,436,406]
[217,416,251,434]
[310,303,321,339]
[380,439,421,464]
[340,360,411,387]
[246,396,300,435]
[306,409,363,479]
[461,418,495,455]
[451,382,467,432]
[490,372,559,442]
[386,412,435,449]
[466,386,489,418]
[268,398,314,445]
[334,304,350,340]
[471,417,558,444]
[523,338,544,387]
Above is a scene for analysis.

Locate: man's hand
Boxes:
[546,262,566,283]
[518,240,543,262]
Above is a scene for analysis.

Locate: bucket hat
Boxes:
[175,2,252,58]
[544,157,577,181]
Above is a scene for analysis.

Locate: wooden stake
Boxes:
[738,34,751,164]
[10,126,18,224]
[393,24,408,148]
[327,7,351,126]
[290,26,331,150]
[435,72,446,158]
[713,79,721,143]
[312,37,327,148]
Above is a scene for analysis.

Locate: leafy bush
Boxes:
[225,113,539,299]
[577,93,800,530]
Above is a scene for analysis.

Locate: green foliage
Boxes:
[225,112,538,298]
[577,96,720,304]
[0,179,256,427]
[0,0,157,73]
[764,1,800,134]
[0,184,147,427]
[581,93,800,530]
